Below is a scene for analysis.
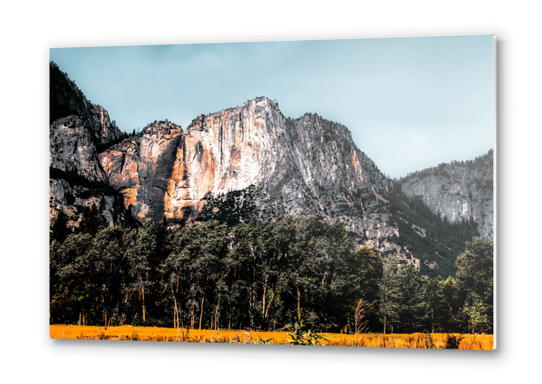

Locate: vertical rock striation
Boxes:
[99,121,183,222]
[50,115,108,182]
[99,97,403,258]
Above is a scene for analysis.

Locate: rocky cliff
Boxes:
[50,62,123,147]
[399,150,494,240]
[99,97,405,259]
[49,62,126,228]
[100,121,183,222]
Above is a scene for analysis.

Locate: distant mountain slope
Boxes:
[397,150,494,240]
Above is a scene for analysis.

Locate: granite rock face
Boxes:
[50,115,108,182]
[49,179,125,229]
[399,150,494,240]
[90,105,123,148]
[99,121,183,222]
[98,97,406,259]
[49,62,126,229]
[50,62,122,146]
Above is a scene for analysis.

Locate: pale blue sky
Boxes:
[51,36,494,178]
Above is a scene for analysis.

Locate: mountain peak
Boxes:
[243,96,277,107]
[50,61,93,123]
[140,120,183,136]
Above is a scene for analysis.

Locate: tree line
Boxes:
[397,148,493,183]
[50,215,493,334]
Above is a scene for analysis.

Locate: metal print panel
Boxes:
[49,35,495,349]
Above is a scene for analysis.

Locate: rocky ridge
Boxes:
[98,97,407,260]
[399,150,494,240]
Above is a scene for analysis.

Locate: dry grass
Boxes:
[50,325,493,350]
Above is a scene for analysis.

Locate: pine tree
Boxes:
[378,255,402,334]
[397,263,428,333]
[79,203,102,235]
[348,246,383,330]
[462,291,490,334]
[454,237,494,332]
[50,210,69,243]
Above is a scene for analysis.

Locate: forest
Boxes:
[50,212,493,335]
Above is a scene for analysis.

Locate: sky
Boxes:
[50,35,494,178]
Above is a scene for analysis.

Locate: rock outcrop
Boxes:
[50,62,123,147]
[399,150,494,240]
[50,61,93,123]
[49,178,125,229]
[50,115,108,182]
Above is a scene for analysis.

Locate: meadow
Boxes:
[50,325,493,350]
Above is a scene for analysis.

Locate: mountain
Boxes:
[98,97,403,258]
[397,150,494,241]
[49,62,494,277]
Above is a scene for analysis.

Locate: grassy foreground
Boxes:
[50,325,493,350]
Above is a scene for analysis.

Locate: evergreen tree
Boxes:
[462,291,491,334]
[454,237,494,332]
[425,277,452,332]
[396,263,428,333]
[50,210,69,244]
[50,233,94,325]
[79,203,101,235]
[378,255,402,334]
[84,227,127,326]
[347,246,383,331]
[124,220,170,325]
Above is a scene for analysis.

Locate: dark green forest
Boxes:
[50,214,493,334]
[386,187,481,278]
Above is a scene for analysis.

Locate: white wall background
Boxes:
[1,0,540,382]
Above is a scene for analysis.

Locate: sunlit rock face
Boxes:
[49,62,410,257]
[105,96,403,257]
[400,150,494,240]
[163,98,285,223]
[99,121,183,222]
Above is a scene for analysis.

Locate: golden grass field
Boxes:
[50,325,493,350]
